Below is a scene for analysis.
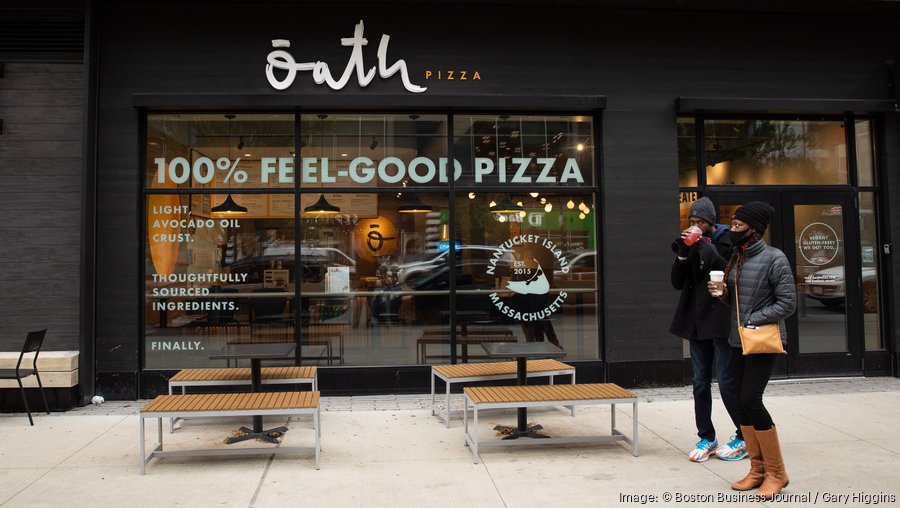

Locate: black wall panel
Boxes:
[93,2,900,392]
[0,63,83,351]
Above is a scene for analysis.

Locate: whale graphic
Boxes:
[506,260,550,295]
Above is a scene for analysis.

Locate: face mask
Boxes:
[728,230,751,245]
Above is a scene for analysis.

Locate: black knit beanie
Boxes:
[734,201,775,234]
[688,197,717,225]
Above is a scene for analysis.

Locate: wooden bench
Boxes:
[139,391,320,474]
[167,366,317,432]
[0,351,78,389]
[417,335,518,364]
[431,359,576,428]
[463,383,638,463]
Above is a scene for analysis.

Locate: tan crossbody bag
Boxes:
[735,278,786,355]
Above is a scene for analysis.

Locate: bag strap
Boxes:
[734,275,742,327]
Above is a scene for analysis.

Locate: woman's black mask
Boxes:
[728,229,752,246]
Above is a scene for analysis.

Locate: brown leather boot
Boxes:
[756,426,789,500]
[731,425,765,491]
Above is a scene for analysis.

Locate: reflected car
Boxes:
[397,245,506,286]
[228,245,356,283]
[804,266,877,313]
[552,250,598,308]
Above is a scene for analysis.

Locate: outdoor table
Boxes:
[209,343,296,444]
[481,341,566,439]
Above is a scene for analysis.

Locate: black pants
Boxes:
[729,347,778,431]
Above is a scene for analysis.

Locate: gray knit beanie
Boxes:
[688,197,717,225]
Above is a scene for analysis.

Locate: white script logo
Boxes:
[266,20,427,93]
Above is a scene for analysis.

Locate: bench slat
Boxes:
[142,392,319,413]
[433,360,573,379]
[465,383,635,405]
[170,366,317,383]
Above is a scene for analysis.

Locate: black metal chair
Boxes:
[0,329,50,425]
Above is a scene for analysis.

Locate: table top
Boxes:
[208,343,296,360]
[481,342,566,359]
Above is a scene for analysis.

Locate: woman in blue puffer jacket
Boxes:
[708,201,796,501]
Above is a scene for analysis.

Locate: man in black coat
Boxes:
[670,197,746,462]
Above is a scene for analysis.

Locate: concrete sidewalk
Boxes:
[1,377,899,507]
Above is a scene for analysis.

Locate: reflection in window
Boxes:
[145,194,295,369]
[859,193,882,349]
[453,115,593,186]
[143,112,603,370]
[855,119,875,187]
[454,192,600,360]
[301,113,448,188]
[678,117,698,187]
[705,119,847,185]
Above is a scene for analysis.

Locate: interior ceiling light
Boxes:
[304,194,340,215]
[398,194,433,213]
[576,143,584,151]
[212,114,248,216]
[211,194,248,215]
[490,195,524,214]
[544,203,553,212]
[529,192,539,198]
[567,200,575,209]
[468,192,476,199]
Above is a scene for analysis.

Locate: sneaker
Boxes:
[716,436,748,461]
[689,438,718,462]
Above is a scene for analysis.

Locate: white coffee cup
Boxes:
[709,270,725,296]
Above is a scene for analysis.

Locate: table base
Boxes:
[225,426,289,445]
[493,424,550,440]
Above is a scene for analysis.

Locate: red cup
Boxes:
[683,226,703,246]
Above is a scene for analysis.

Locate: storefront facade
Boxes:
[2,1,899,404]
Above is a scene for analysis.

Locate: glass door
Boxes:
[786,192,862,375]
[706,191,862,377]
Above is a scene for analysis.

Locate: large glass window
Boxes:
[453,192,599,360]
[704,119,847,185]
[453,115,593,187]
[144,112,599,369]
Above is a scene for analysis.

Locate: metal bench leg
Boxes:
[472,403,480,464]
[445,380,452,428]
[570,373,576,416]
[139,416,146,475]
[430,372,436,416]
[632,400,639,457]
[463,396,468,439]
[611,403,616,431]
[314,409,321,469]
[169,385,175,434]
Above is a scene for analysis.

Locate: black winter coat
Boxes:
[669,227,732,341]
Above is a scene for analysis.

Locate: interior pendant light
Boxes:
[398,194,433,213]
[212,194,248,215]
[304,194,340,215]
[212,114,247,216]
[490,195,524,214]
